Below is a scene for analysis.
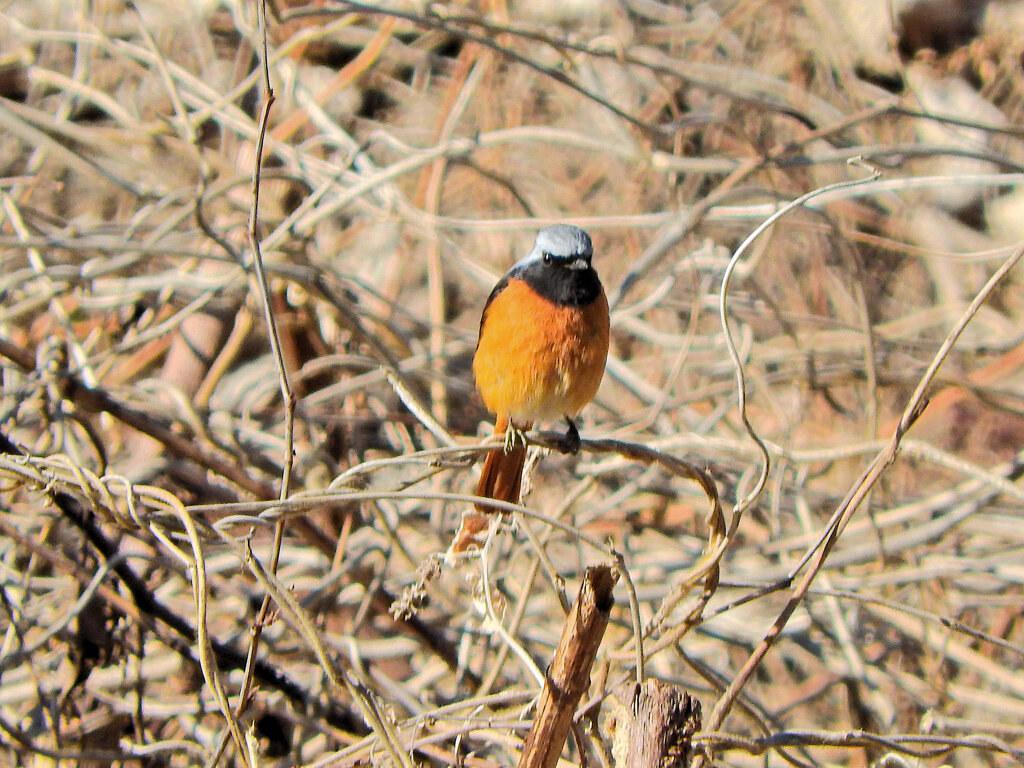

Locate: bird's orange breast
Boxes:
[473,277,609,425]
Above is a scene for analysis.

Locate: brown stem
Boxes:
[517,564,618,768]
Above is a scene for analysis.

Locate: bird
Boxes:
[472,224,610,512]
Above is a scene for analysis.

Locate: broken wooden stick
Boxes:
[517,564,618,768]
[606,679,702,768]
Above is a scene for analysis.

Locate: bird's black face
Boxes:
[512,226,602,307]
[541,250,591,271]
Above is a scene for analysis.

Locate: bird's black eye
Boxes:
[542,252,552,264]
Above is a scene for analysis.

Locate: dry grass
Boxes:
[2,0,1024,766]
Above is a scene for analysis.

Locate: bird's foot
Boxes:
[560,417,581,455]
[503,424,528,453]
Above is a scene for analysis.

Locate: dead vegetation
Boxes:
[2,0,1024,765]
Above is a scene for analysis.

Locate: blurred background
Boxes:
[1,0,1024,765]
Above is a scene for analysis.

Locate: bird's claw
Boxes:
[561,417,581,455]
[503,424,527,453]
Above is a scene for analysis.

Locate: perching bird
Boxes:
[472,224,610,511]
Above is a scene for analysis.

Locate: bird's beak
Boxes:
[566,257,590,271]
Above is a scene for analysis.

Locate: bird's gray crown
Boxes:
[516,224,593,268]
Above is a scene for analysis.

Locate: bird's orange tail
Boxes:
[474,415,530,512]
